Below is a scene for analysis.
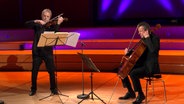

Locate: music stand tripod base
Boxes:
[77,53,106,104]
[77,94,89,99]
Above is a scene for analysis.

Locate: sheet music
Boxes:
[37,31,80,47]
[43,31,55,34]
[55,32,69,45]
[66,32,80,47]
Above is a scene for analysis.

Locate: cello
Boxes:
[118,23,161,79]
[118,26,146,79]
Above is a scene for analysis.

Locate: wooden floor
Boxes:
[0,72,183,104]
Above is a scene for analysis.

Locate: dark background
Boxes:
[0,0,94,29]
[0,0,184,29]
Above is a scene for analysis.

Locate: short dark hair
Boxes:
[137,22,151,33]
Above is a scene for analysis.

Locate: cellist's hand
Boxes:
[142,30,150,38]
[124,48,128,54]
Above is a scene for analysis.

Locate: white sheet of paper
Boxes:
[65,32,80,47]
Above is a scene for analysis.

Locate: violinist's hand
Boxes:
[34,20,46,25]
[57,17,64,25]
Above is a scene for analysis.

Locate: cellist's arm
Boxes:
[141,30,153,52]
[142,30,159,53]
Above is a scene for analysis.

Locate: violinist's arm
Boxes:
[25,20,45,28]
[48,23,60,32]
[25,20,37,28]
[34,20,46,25]
[49,17,64,32]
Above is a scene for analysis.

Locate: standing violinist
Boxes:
[25,8,64,96]
[118,22,160,104]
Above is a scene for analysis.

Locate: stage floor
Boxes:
[0,72,183,104]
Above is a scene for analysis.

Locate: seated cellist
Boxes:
[118,22,160,104]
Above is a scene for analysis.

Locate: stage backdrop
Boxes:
[1,0,184,29]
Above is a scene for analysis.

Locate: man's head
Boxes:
[41,9,52,22]
[137,22,151,38]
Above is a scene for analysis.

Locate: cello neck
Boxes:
[127,26,138,50]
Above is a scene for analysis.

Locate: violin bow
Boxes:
[127,26,138,51]
[50,13,64,21]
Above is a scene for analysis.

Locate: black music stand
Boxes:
[37,32,80,103]
[77,53,106,104]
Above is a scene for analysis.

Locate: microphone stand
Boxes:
[77,42,89,99]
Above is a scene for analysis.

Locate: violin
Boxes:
[44,13,68,28]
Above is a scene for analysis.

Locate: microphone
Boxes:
[80,41,86,46]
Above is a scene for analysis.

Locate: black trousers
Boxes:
[122,66,146,93]
[31,54,56,91]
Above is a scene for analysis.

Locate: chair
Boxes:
[142,74,167,104]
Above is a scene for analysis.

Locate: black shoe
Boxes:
[119,92,136,100]
[51,89,59,95]
[0,100,4,104]
[29,90,36,96]
[132,95,145,104]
